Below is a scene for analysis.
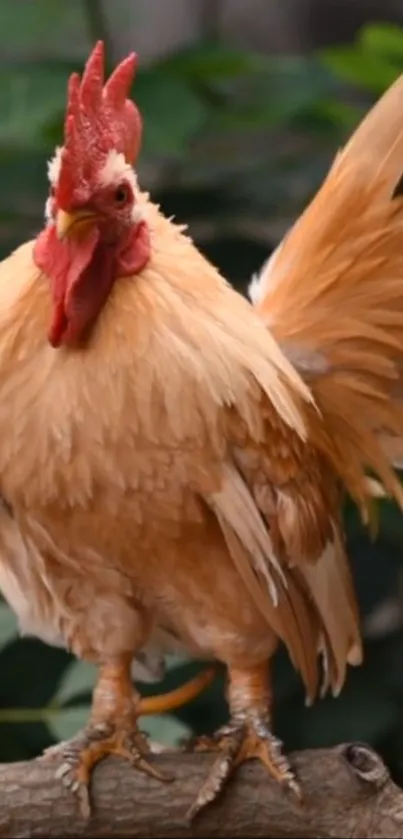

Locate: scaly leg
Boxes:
[188,662,300,820]
[43,656,171,818]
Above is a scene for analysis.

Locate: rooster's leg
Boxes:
[43,656,171,818]
[187,662,300,820]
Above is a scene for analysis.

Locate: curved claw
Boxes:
[187,714,301,822]
[44,723,173,820]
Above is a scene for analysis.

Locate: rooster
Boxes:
[1,39,403,821]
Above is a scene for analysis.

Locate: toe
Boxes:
[240,727,301,799]
[54,761,91,819]
[188,724,245,821]
[189,717,301,821]
[187,749,233,822]
[107,729,173,782]
[48,724,171,820]
[187,734,220,753]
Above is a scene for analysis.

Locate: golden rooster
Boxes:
[1,39,403,820]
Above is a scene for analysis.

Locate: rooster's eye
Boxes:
[114,184,130,205]
[49,185,56,198]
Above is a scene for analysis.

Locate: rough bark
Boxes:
[0,742,402,837]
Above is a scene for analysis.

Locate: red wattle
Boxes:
[117,220,150,275]
[34,225,100,347]
[48,298,68,349]
[33,219,151,348]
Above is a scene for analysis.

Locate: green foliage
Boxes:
[0,4,403,785]
[321,22,403,93]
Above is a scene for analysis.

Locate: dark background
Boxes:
[2,0,403,785]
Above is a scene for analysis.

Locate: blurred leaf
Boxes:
[141,713,192,747]
[202,55,357,140]
[320,22,403,95]
[360,22,403,59]
[49,705,89,742]
[14,720,53,758]
[277,667,400,751]
[0,64,68,150]
[0,724,36,762]
[0,638,71,707]
[0,602,17,648]
[288,98,361,135]
[159,41,270,82]
[54,659,96,707]
[0,150,48,212]
[135,72,207,158]
[320,45,398,94]
[213,55,338,131]
[0,0,86,52]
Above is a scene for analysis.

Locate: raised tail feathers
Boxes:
[250,71,403,521]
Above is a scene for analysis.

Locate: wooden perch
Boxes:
[0,742,402,838]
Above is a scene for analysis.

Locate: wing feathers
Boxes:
[206,462,322,698]
[208,463,286,605]
[206,455,361,702]
[297,526,362,696]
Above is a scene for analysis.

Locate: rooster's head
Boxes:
[34,41,150,348]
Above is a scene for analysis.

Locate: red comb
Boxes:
[57,41,142,207]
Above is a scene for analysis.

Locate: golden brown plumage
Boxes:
[251,70,403,520]
[1,42,403,818]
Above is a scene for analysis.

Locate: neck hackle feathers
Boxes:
[57,41,141,208]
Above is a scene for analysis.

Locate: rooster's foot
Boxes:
[43,721,171,819]
[187,711,301,820]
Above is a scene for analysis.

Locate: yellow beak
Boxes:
[56,209,99,241]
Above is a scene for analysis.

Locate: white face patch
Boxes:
[44,146,63,225]
[98,149,134,186]
[98,149,145,224]
[44,196,53,225]
[44,146,146,225]
[47,146,63,187]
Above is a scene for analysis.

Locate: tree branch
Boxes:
[0,742,402,837]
